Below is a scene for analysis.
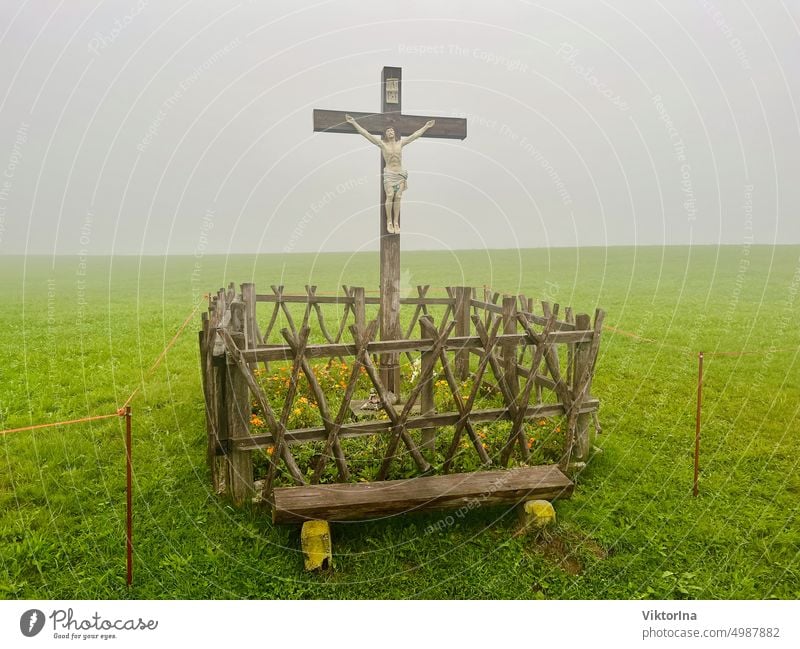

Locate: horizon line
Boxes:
[5,242,800,257]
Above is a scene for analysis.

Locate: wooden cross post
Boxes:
[313,66,467,395]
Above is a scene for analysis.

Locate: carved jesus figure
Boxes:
[345,114,435,234]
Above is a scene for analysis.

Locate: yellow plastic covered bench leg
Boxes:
[301,520,332,571]
[518,499,557,530]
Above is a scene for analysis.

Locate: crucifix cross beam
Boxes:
[312,66,467,396]
[312,110,467,140]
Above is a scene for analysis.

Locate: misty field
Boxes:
[1,245,799,599]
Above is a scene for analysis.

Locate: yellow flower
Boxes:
[293,407,301,416]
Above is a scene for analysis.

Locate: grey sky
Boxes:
[0,0,797,255]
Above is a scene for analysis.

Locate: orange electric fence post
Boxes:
[124,405,133,587]
[601,326,797,498]
[0,300,205,588]
[694,351,703,497]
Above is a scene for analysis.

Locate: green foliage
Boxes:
[1,247,799,599]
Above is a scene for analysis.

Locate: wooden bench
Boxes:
[272,465,573,524]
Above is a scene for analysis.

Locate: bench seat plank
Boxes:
[272,465,573,524]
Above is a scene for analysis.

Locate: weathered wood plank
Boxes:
[241,282,260,348]
[256,294,355,305]
[571,309,605,463]
[312,109,467,139]
[471,298,504,315]
[241,330,594,362]
[515,365,557,391]
[522,310,576,331]
[453,286,472,380]
[199,318,216,488]
[255,294,455,306]
[236,400,600,450]
[419,315,436,453]
[273,465,573,523]
[224,312,254,506]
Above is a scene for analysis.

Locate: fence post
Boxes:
[453,286,472,380]
[351,286,366,334]
[420,317,436,453]
[573,313,593,461]
[199,312,215,481]
[502,295,519,398]
[225,300,254,505]
[124,406,133,586]
[694,351,704,497]
[241,282,258,348]
[211,292,228,495]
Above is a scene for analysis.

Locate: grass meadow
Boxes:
[1,245,799,599]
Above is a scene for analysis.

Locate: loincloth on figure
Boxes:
[383,169,408,195]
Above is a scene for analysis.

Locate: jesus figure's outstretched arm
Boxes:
[345,114,382,147]
[402,120,435,147]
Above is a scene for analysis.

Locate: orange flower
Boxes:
[267,447,274,455]
[250,415,264,426]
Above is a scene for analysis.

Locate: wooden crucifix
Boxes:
[313,66,467,395]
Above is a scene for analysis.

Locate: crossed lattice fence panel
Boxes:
[200,283,604,505]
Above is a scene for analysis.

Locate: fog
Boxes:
[0,0,797,256]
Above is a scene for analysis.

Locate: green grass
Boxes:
[1,246,799,599]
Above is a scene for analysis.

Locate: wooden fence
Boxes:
[199,282,604,511]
